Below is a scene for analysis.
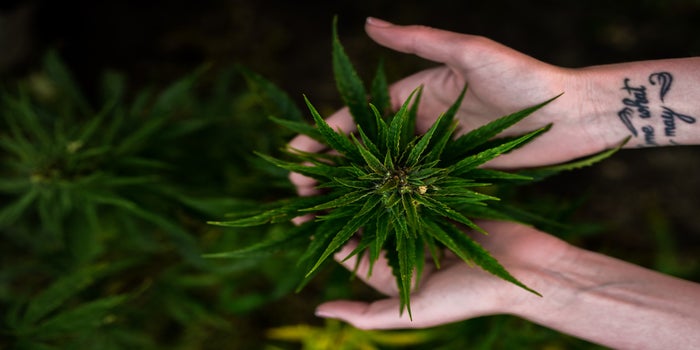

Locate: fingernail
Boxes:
[366,17,393,28]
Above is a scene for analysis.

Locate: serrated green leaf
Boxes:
[517,136,630,182]
[353,134,386,174]
[270,116,322,142]
[370,103,389,153]
[433,220,540,296]
[448,125,551,175]
[304,95,361,162]
[396,231,415,319]
[461,168,533,182]
[302,190,372,212]
[414,195,485,234]
[387,88,420,157]
[370,58,391,115]
[406,110,448,167]
[332,16,375,139]
[445,94,560,160]
[356,124,382,159]
[203,221,313,258]
[306,195,382,277]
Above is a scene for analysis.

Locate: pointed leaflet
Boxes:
[304,96,362,162]
[352,134,386,174]
[445,94,560,161]
[387,88,420,157]
[516,136,630,182]
[396,228,416,319]
[370,104,389,154]
[332,17,375,139]
[203,221,314,258]
[406,109,449,167]
[270,116,322,142]
[432,220,541,296]
[414,194,486,234]
[448,125,551,176]
[402,86,422,149]
[20,266,103,327]
[370,58,391,115]
[305,195,382,277]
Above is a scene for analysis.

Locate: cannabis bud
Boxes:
[208,18,573,318]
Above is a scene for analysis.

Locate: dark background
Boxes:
[1,0,699,346]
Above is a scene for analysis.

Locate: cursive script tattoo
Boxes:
[617,71,698,146]
[649,72,673,102]
[641,126,657,146]
[621,78,651,118]
[660,106,696,137]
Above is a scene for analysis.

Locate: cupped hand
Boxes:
[290,18,613,196]
[314,221,575,330]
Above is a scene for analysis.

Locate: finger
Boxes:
[315,299,415,330]
[315,295,465,330]
[365,17,489,68]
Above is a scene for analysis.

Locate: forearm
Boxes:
[573,57,700,148]
[512,247,700,349]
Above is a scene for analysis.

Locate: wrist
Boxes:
[572,58,700,149]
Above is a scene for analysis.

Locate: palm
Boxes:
[316,221,571,329]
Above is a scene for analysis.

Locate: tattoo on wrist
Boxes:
[616,71,696,146]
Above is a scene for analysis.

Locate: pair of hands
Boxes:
[288,18,620,330]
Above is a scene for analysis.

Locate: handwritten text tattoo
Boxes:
[617,72,697,146]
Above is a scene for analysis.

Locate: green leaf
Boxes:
[517,136,630,181]
[387,87,420,157]
[332,16,375,139]
[32,294,127,339]
[203,221,313,258]
[396,232,415,318]
[304,96,361,162]
[432,220,541,296]
[445,94,560,160]
[414,195,485,234]
[20,267,103,327]
[353,134,386,174]
[370,58,391,115]
[306,195,382,277]
[448,125,552,175]
[406,110,448,167]
[270,116,322,142]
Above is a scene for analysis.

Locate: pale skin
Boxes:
[288,17,700,349]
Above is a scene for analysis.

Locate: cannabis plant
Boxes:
[209,18,620,317]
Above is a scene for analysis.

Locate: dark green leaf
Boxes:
[445,94,560,160]
[332,16,375,139]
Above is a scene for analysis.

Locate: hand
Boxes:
[315,221,572,329]
[290,18,619,196]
